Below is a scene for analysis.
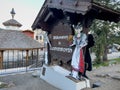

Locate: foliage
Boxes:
[93,61,109,68]
[93,57,120,68]
[90,0,120,64]
[91,20,120,63]
[112,58,120,63]
[93,0,120,10]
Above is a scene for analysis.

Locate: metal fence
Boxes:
[0,49,44,75]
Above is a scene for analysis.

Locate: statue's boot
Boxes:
[72,70,79,79]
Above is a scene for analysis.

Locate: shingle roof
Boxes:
[32,0,120,30]
[3,19,22,27]
[0,30,43,50]
[22,30,34,33]
[0,28,3,30]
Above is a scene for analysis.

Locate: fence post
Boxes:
[0,50,4,69]
[26,50,29,71]
[36,49,39,67]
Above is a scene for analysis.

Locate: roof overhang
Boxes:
[32,0,120,30]
[91,2,120,23]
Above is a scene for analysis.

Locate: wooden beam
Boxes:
[44,12,53,22]
[0,47,44,51]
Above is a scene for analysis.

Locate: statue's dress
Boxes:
[71,33,87,74]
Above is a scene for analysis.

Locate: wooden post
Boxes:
[26,50,29,71]
[0,51,4,69]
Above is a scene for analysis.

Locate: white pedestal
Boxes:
[40,65,90,90]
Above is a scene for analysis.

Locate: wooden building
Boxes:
[32,0,120,69]
[0,8,44,74]
[0,30,43,70]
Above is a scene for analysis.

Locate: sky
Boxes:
[0,0,45,30]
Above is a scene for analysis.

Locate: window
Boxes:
[39,36,42,40]
[36,36,38,40]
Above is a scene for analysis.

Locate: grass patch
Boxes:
[93,61,109,68]
[112,58,120,63]
[93,57,120,68]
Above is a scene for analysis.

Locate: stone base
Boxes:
[40,65,90,90]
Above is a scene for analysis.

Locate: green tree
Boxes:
[91,0,120,63]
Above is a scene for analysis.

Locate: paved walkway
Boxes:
[84,64,120,90]
[0,64,120,90]
[0,72,60,90]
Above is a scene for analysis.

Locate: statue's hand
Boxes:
[69,43,75,47]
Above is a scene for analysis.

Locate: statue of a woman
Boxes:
[70,26,87,80]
